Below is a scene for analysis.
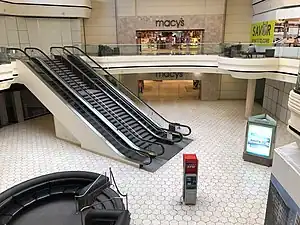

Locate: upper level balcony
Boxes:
[63,43,298,84]
[1,43,300,141]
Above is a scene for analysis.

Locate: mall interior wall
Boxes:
[224,0,252,43]
[84,0,227,45]
[263,79,293,124]
[253,0,300,17]
[84,0,117,45]
[252,0,300,21]
[0,16,82,53]
[219,75,247,99]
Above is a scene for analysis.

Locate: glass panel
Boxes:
[82,43,221,57]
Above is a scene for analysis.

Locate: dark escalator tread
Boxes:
[32,60,150,165]
[140,143,152,149]
[68,57,169,139]
[46,57,161,153]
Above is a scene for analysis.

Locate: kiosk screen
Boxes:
[246,124,273,158]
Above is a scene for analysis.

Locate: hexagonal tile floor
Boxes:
[0,100,296,225]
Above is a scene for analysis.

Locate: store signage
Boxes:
[156,72,184,79]
[250,20,276,46]
[155,18,184,28]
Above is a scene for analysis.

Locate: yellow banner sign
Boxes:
[251,20,276,46]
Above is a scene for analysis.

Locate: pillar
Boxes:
[120,74,139,96]
[201,73,220,100]
[245,79,257,118]
[0,93,8,126]
[12,91,24,122]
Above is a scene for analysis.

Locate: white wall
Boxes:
[220,75,248,99]
[253,0,300,16]
[0,0,91,18]
[0,16,82,53]
[252,0,300,22]
[224,0,253,43]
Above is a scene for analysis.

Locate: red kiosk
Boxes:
[183,154,198,205]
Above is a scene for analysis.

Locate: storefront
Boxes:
[116,15,224,55]
[136,29,204,55]
[274,18,300,46]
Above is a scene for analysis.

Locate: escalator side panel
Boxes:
[16,60,147,166]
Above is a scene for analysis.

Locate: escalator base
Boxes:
[142,137,193,172]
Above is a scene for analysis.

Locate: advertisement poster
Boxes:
[250,20,276,46]
[246,124,273,157]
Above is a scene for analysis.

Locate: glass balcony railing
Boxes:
[220,43,300,59]
[0,47,11,65]
[75,43,223,57]
[74,43,300,59]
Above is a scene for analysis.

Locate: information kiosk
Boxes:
[243,114,277,166]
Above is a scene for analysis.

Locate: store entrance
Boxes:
[139,80,201,101]
[136,29,204,55]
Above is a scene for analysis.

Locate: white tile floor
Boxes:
[0,100,297,225]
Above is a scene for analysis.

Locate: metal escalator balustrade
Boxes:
[62,52,182,143]
[53,53,176,146]
[46,50,169,153]
[22,47,155,165]
[61,48,183,142]
[24,48,164,158]
[62,46,192,137]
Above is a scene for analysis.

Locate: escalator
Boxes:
[27,49,167,159]
[54,55,182,144]
[50,52,181,145]
[11,48,155,166]
[57,46,192,138]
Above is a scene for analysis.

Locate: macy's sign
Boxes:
[155,72,184,79]
[155,18,184,28]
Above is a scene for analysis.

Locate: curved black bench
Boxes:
[0,171,128,225]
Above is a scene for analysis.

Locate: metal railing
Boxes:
[50,47,165,156]
[23,47,153,165]
[55,46,183,143]
[63,46,192,136]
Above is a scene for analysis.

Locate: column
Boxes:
[201,73,220,100]
[12,91,24,123]
[120,74,139,96]
[245,79,257,118]
[0,93,8,126]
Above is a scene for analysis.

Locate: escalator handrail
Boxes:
[31,60,152,165]
[33,60,152,165]
[53,48,174,146]
[7,48,152,164]
[58,47,183,143]
[24,47,144,152]
[50,50,165,156]
[23,47,154,162]
[63,45,192,136]
[6,48,31,60]
[50,47,168,150]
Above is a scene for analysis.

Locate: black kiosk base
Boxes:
[243,153,273,167]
